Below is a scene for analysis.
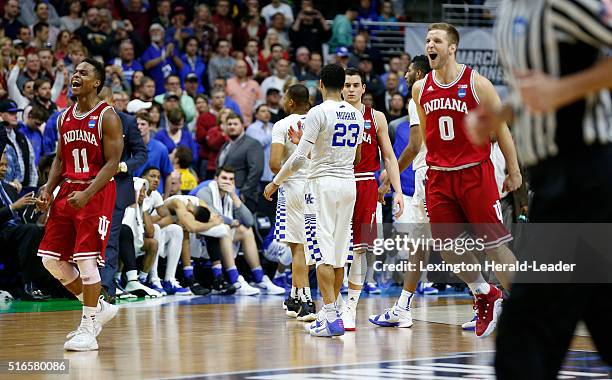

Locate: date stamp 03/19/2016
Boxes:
[0,360,70,374]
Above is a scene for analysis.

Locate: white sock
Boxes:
[347,288,361,307]
[274,270,284,279]
[323,302,337,322]
[336,293,345,310]
[303,287,312,301]
[290,286,297,298]
[126,270,138,282]
[76,293,84,303]
[82,306,96,323]
[468,282,491,295]
[397,289,414,310]
[138,271,148,281]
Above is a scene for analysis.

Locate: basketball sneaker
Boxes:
[462,314,477,330]
[66,296,118,339]
[308,310,344,337]
[364,282,381,294]
[297,300,316,322]
[64,317,98,351]
[342,303,356,331]
[235,275,260,296]
[474,284,503,338]
[272,274,291,291]
[416,282,439,295]
[211,275,236,295]
[284,296,301,318]
[189,282,211,296]
[253,275,286,295]
[148,279,167,296]
[125,280,163,298]
[161,279,193,296]
[369,304,413,328]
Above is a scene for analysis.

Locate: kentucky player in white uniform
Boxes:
[265,64,365,337]
[270,84,316,322]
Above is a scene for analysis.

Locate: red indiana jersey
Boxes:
[354,105,380,176]
[419,65,490,168]
[59,101,114,181]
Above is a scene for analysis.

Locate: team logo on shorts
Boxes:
[88,120,96,129]
[98,216,110,240]
[305,193,315,205]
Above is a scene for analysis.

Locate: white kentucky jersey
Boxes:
[302,100,365,179]
[408,98,427,171]
[271,113,310,182]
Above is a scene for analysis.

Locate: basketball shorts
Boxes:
[304,176,356,268]
[352,178,378,253]
[394,167,431,238]
[38,180,116,266]
[275,180,306,244]
[425,159,511,250]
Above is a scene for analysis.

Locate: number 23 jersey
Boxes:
[59,101,114,181]
[419,65,490,169]
[303,100,365,179]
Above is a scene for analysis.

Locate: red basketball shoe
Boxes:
[474,284,503,338]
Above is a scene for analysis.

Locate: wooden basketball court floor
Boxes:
[0,289,609,380]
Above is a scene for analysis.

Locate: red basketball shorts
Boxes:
[352,178,378,252]
[38,180,116,266]
[425,159,511,250]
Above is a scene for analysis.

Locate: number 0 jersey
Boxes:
[302,100,365,179]
[59,101,114,181]
[419,65,489,169]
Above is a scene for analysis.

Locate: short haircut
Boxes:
[428,22,460,47]
[141,166,161,176]
[34,78,51,91]
[270,43,283,51]
[320,64,346,91]
[215,38,229,49]
[344,68,365,85]
[165,74,180,84]
[82,57,106,94]
[286,84,310,106]
[215,165,235,177]
[194,206,211,223]
[136,112,151,124]
[411,55,432,75]
[33,22,49,35]
[29,105,49,122]
[167,108,184,124]
[175,146,193,168]
[226,111,242,124]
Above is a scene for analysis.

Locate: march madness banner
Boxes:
[404,25,508,99]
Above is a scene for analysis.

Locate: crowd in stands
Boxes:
[0,0,460,302]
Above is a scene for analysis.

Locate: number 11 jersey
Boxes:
[303,99,365,179]
[59,101,114,181]
[419,65,489,169]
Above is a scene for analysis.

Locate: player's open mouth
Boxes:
[429,53,438,61]
[71,81,82,89]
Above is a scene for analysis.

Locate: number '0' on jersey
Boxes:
[59,101,113,181]
[419,65,490,169]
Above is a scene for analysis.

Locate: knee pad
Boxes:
[348,252,367,286]
[76,258,101,285]
[42,258,79,285]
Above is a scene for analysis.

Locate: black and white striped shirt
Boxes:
[495,0,612,166]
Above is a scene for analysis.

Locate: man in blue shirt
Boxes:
[141,23,181,95]
[109,40,144,84]
[19,106,48,165]
[134,113,173,194]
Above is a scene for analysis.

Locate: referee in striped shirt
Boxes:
[467,0,612,377]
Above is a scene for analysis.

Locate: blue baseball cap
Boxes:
[335,46,350,58]
[0,100,23,113]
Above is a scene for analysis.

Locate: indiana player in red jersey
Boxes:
[339,68,404,330]
[36,58,124,351]
[412,23,522,337]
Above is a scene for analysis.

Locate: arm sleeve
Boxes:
[125,116,148,172]
[408,99,420,128]
[7,66,29,109]
[50,70,64,101]
[181,94,197,123]
[234,202,255,228]
[273,137,314,185]
[241,141,264,201]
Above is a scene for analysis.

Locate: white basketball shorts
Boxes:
[275,180,306,244]
[304,176,356,268]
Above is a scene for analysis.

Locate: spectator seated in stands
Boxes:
[155,108,199,165]
[173,146,198,194]
[192,166,285,296]
[0,150,51,301]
